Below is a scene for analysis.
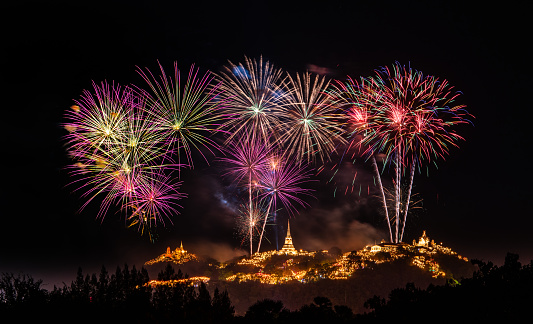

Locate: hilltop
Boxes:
[143,228,475,314]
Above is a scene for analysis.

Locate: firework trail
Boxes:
[382,183,424,237]
[255,154,315,253]
[354,63,471,242]
[330,76,394,242]
[218,133,273,254]
[279,71,346,164]
[234,200,268,251]
[214,56,287,144]
[126,170,186,240]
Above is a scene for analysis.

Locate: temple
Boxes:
[145,241,198,265]
[413,230,434,247]
[279,220,297,255]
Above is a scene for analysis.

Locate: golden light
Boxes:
[64,124,77,133]
[144,230,466,285]
[75,162,86,169]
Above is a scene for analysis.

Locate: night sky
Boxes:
[1,0,532,288]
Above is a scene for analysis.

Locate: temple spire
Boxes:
[280,220,297,255]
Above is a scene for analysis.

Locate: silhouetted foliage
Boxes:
[360,252,533,321]
[245,298,286,323]
[0,272,48,321]
[213,287,235,322]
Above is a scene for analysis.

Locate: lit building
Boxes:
[279,221,298,255]
[144,229,469,285]
[144,241,198,266]
[351,231,468,278]
[414,230,431,247]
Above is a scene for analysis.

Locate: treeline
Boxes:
[361,252,533,322]
[0,264,233,322]
[1,253,532,322]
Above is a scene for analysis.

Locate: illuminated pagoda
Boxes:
[227,222,472,283]
[279,220,297,255]
[144,241,198,266]
[413,230,432,247]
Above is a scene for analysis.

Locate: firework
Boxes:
[278,71,346,164]
[218,132,273,186]
[234,200,268,251]
[136,62,225,171]
[218,133,274,254]
[64,80,187,236]
[333,63,471,242]
[64,82,143,218]
[255,154,315,253]
[214,56,287,144]
[126,171,186,235]
[367,64,470,242]
[330,76,393,242]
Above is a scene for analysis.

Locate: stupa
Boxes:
[279,220,297,255]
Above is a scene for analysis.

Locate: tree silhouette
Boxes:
[212,287,235,322]
[245,298,286,323]
[361,253,533,321]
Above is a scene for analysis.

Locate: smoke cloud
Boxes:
[290,202,386,253]
[188,239,248,262]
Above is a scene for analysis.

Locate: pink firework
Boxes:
[126,171,186,233]
[218,133,273,186]
[255,154,315,252]
[64,80,187,236]
[218,133,274,255]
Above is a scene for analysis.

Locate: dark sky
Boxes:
[1,0,532,288]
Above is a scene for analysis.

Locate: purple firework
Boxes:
[255,154,315,253]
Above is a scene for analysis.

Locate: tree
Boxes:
[245,298,285,323]
[96,265,109,304]
[0,272,48,320]
[212,287,235,322]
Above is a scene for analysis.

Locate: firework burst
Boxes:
[136,62,225,171]
[64,82,142,218]
[279,71,346,164]
[332,63,471,243]
[126,171,186,236]
[218,133,274,254]
[64,80,188,237]
[255,154,315,252]
[218,133,273,186]
[214,56,287,144]
[64,81,132,161]
[234,200,268,251]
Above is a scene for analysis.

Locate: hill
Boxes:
[144,230,475,314]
